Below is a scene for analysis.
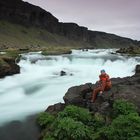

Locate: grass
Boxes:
[0,20,91,57]
[0,20,137,57]
[0,48,23,60]
[0,20,90,50]
[41,46,74,55]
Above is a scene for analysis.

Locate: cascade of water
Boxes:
[0,49,139,125]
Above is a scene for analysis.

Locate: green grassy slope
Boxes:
[0,20,139,53]
[0,21,90,49]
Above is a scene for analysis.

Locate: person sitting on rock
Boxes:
[91,69,112,102]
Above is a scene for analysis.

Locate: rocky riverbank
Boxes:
[116,46,140,56]
[0,56,20,78]
[0,65,139,140]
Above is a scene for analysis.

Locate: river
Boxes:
[0,49,140,125]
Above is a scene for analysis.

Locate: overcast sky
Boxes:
[24,0,140,40]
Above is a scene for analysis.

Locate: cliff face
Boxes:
[0,0,59,33]
[0,0,139,48]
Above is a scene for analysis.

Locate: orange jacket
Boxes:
[99,73,110,82]
[99,73,112,91]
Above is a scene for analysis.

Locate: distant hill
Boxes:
[0,0,139,49]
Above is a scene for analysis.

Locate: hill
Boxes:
[0,0,139,49]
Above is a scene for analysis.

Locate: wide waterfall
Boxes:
[0,49,140,125]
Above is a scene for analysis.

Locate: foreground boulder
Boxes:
[0,57,20,78]
[63,83,93,106]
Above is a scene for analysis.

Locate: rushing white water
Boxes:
[0,49,140,125]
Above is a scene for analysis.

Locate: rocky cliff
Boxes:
[0,0,139,48]
[0,0,59,32]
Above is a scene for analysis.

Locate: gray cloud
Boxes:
[24,0,140,40]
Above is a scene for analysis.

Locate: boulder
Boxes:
[0,57,20,78]
[63,83,93,107]
[45,103,65,114]
[60,71,67,76]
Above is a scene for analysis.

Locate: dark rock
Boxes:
[46,103,65,114]
[60,71,67,76]
[96,102,113,117]
[0,115,40,140]
[70,73,73,76]
[0,57,20,78]
[59,23,88,41]
[135,65,140,75]
[0,0,59,33]
[63,83,93,107]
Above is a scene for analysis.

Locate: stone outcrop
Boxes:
[50,65,140,115]
[0,57,20,78]
[0,0,139,48]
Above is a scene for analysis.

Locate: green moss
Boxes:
[41,46,73,55]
